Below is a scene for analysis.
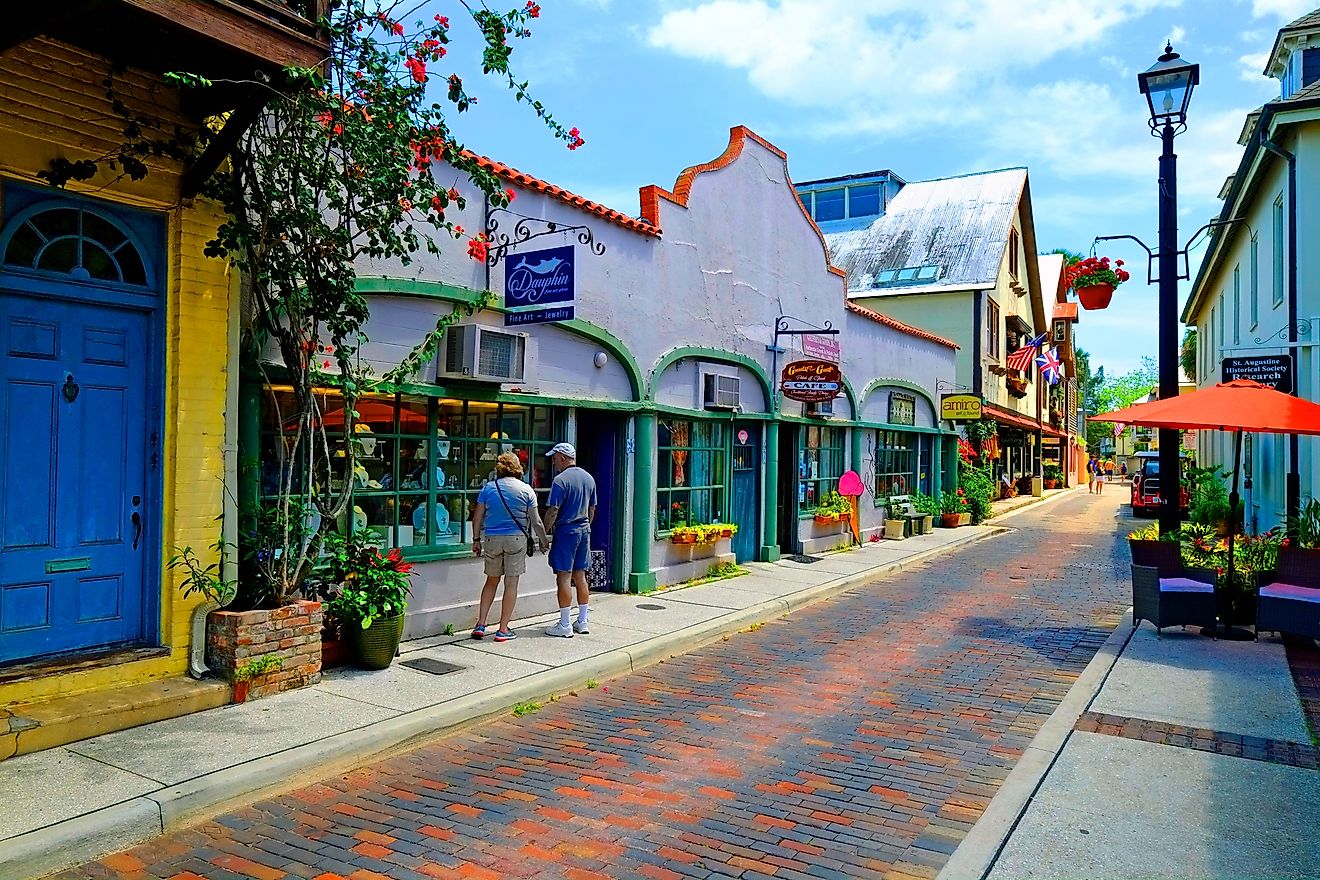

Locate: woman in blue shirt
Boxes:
[471,453,547,642]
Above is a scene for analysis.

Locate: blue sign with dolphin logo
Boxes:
[504,244,575,326]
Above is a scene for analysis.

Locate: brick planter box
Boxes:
[207,600,323,700]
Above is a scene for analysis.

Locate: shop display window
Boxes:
[874,430,917,498]
[798,425,845,514]
[656,418,728,531]
[260,387,563,552]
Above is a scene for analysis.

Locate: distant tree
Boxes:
[1083,355,1157,452]
[1180,328,1197,383]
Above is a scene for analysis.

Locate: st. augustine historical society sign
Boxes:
[1221,354,1294,394]
[504,244,574,326]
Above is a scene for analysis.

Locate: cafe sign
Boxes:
[940,393,983,422]
[781,359,843,403]
[1221,354,1294,394]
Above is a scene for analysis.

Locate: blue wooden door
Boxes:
[731,423,760,564]
[0,294,149,663]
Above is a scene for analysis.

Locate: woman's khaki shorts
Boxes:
[482,534,527,577]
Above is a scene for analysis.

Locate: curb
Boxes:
[6,525,1005,880]
[935,608,1136,880]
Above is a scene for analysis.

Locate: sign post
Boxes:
[940,393,983,422]
[1221,354,1295,393]
[780,360,844,403]
[503,244,575,326]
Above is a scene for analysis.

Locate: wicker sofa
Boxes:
[1257,548,1320,640]
[1129,540,1218,636]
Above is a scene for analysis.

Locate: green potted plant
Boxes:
[939,490,968,528]
[231,654,283,703]
[670,525,698,545]
[321,530,415,671]
[911,492,938,534]
[814,491,849,526]
[1043,465,1063,490]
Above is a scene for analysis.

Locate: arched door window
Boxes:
[2,204,150,287]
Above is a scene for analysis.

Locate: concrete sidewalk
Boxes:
[945,618,1320,880]
[1,521,1011,879]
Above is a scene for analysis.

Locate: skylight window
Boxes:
[871,265,940,288]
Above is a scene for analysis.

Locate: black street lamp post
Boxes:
[1138,43,1200,537]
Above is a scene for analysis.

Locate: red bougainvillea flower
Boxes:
[430,195,445,213]
[435,14,449,27]
[525,1,541,17]
[448,187,460,201]
[405,55,427,83]
[566,126,585,150]
[504,187,516,202]
[467,233,490,262]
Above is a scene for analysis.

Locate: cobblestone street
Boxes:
[68,492,1131,880]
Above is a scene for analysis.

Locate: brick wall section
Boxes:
[207,601,322,700]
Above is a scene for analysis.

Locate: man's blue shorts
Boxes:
[549,526,591,573]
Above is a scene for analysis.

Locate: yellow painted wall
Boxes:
[0,37,233,703]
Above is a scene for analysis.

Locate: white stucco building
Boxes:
[252,126,961,635]
[1184,10,1320,532]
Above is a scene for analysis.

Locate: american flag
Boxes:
[1113,422,1127,437]
[1005,333,1047,373]
[1035,347,1064,385]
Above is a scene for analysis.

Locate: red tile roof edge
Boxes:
[463,152,661,237]
[846,301,960,350]
[1053,302,1079,322]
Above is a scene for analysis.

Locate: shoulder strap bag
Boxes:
[494,477,536,556]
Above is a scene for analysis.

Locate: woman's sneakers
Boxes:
[471,624,487,640]
[493,628,517,642]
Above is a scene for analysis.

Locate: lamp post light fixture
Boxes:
[1137,43,1200,537]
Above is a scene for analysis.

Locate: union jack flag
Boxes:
[1035,347,1065,385]
[1005,333,1047,373]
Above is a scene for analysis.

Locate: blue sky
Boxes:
[436,0,1314,378]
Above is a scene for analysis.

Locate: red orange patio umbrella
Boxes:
[1092,379,1320,635]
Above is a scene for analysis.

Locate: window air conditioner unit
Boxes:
[437,324,530,384]
[702,373,740,410]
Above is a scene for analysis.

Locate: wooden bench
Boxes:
[886,494,926,538]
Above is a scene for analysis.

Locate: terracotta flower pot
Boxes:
[671,532,696,545]
[1075,283,1114,310]
[940,513,961,528]
[232,680,250,703]
[719,528,734,538]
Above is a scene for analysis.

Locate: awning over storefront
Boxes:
[983,403,1045,433]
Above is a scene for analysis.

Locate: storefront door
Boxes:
[730,422,760,564]
[576,410,622,592]
[0,293,151,663]
[776,424,799,555]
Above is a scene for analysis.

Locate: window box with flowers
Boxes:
[1066,255,1131,311]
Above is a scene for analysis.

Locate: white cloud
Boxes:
[1251,0,1314,18]
[1169,25,1187,43]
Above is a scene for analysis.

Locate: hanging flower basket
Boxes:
[1065,255,1129,311]
[1075,283,1115,310]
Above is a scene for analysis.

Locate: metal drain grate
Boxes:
[636,603,666,611]
[787,554,822,564]
[401,657,466,676]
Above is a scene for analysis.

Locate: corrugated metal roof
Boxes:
[824,168,1026,294]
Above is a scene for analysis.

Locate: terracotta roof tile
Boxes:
[464,153,661,237]
[846,301,960,350]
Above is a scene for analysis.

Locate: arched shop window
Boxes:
[2,205,149,286]
[259,387,564,550]
[656,418,728,531]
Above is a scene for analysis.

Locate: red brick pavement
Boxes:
[1284,636,1320,745]
[65,494,1128,880]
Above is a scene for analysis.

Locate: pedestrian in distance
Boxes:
[1120,462,1128,480]
[471,452,547,643]
[1094,457,1106,496]
[541,442,596,638]
[1087,455,1098,494]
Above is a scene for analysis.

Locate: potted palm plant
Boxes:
[939,490,967,528]
[1043,465,1063,490]
[321,530,415,671]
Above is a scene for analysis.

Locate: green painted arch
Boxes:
[354,276,645,400]
[859,377,940,423]
[645,346,775,409]
[839,376,858,419]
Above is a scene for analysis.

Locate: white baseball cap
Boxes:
[545,442,576,459]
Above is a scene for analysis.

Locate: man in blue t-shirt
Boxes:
[542,442,597,637]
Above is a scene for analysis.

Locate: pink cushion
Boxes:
[1159,577,1214,594]
[1260,583,1320,602]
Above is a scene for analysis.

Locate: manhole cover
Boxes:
[636,603,666,611]
[788,554,822,564]
[401,657,466,676]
